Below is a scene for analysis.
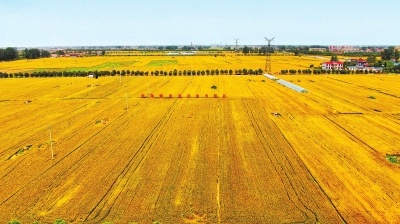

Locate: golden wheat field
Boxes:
[0,74,400,223]
[0,55,326,74]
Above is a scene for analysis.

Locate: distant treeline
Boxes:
[0,48,19,61]
[0,68,265,78]
[0,47,51,61]
[23,48,51,59]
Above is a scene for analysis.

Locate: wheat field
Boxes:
[0,74,400,223]
[0,55,326,74]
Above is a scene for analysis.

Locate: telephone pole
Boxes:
[49,126,54,159]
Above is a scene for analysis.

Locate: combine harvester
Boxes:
[263,74,308,93]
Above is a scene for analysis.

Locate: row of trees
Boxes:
[110,68,264,76]
[281,67,400,75]
[0,47,51,61]
[0,68,265,78]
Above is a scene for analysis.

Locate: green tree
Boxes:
[366,55,376,64]
[242,46,250,55]
[0,47,18,61]
[24,48,41,59]
[381,47,395,60]
[41,50,51,58]
[330,55,338,62]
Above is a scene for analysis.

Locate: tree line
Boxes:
[381,47,399,61]
[0,68,265,78]
[0,47,51,61]
[0,47,18,61]
[24,48,51,59]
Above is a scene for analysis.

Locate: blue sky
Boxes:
[0,0,399,47]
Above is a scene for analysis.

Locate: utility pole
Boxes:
[125,92,129,110]
[49,126,54,159]
[265,37,275,73]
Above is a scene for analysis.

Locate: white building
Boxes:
[322,61,344,70]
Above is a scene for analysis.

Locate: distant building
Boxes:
[66,52,85,57]
[347,58,369,70]
[350,58,368,67]
[329,46,360,53]
[309,48,327,52]
[322,61,344,70]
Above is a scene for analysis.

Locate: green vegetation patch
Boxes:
[30,61,138,73]
[386,154,400,165]
[8,145,33,160]
[65,62,123,72]
[54,219,67,224]
[147,60,178,66]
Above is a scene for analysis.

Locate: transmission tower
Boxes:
[264,37,275,73]
[234,38,239,57]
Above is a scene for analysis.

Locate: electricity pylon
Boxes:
[264,37,275,73]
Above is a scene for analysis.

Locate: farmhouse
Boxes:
[322,61,344,70]
[352,58,368,67]
[346,58,384,72]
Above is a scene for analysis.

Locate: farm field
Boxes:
[1,75,400,223]
[0,55,326,74]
